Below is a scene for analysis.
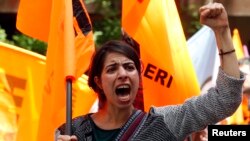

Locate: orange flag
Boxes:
[16,0,95,140]
[16,0,51,42]
[122,0,200,111]
[0,42,46,141]
[0,42,96,140]
[227,104,245,125]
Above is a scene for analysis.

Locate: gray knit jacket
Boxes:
[56,68,245,141]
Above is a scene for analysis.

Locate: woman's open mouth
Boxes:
[115,84,131,101]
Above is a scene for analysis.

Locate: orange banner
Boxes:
[0,42,97,141]
[17,0,95,140]
[122,0,200,111]
[16,0,51,42]
[0,42,45,141]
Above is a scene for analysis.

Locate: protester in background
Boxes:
[56,3,245,141]
[239,57,250,124]
[190,127,208,141]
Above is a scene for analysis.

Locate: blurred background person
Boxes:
[239,57,250,124]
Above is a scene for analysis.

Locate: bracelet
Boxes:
[219,49,235,56]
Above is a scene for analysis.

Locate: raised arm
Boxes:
[199,2,240,78]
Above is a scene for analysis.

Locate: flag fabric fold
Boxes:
[0,68,17,141]
[16,0,51,42]
[232,28,244,60]
[122,0,200,111]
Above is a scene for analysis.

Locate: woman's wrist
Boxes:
[215,27,234,52]
[219,49,235,56]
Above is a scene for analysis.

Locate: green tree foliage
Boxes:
[1,25,47,55]
[12,34,47,55]
[87,0,122,47]
[0,26,14,44]
[178,3,202,39]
